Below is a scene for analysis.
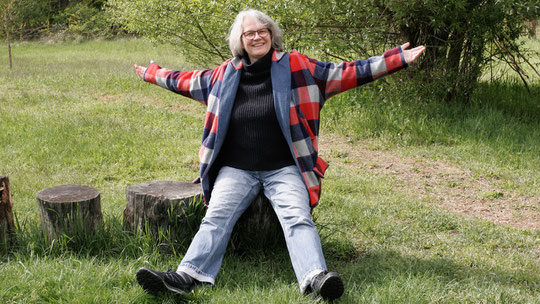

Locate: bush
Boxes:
[52,3,123,40]
[376,0,539,101]
[1,0,125,41]
[107,0,539,101]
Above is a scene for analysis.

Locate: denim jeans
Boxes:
[177,165,327,292]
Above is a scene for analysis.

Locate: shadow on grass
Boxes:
[333,247,538,303]
[472,82,540,123]
[136,244,537,303]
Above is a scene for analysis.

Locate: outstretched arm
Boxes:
[133,62,221,104]
[305,42,425,101]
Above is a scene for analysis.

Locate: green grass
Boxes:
[1,39,539,303]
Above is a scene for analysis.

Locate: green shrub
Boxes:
[52,3,122,40]
[107,0,539,101]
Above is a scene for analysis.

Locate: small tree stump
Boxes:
[0,175,16,247]
[36,184,102,241]
[123,181,285,250]
[123,181,203,240]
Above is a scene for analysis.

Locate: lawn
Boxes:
[0,39,538,303]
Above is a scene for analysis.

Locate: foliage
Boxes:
[52,2,120,39]
[1,0,52,39]
[107,0,244,66]
[106,0,383,66]
[108,0,540,101]
[0,0,120,40]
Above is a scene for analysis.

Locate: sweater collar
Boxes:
[241,48,273,72]
[231,49,285,70]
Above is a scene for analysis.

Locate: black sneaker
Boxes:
[310,271,344,301]
[136,267,194,296]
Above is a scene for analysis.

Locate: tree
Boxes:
[1,0,55,40]
[108,0,242,67]
[0,1,116,42]
[106,0,385,66]
[375,0,540,100]
[1,0,53,69]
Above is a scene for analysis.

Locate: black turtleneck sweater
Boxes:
[217,49,295,171]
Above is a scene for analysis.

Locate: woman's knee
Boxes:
[281,211,315,230]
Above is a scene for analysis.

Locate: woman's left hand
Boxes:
[134,64,147,80]
[401,42,425,64]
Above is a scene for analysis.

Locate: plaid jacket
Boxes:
[143,46,408,207]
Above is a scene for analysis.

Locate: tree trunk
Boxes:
[123,181,203,240]
[3,0,13,69]
[446,31,465,75]
[36,184,102,242]
[7,27,12,69]
[0,175,16,247]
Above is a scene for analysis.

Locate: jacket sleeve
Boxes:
[295,46,408,101]
[143,62,223,106]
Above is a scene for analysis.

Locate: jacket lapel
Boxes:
[210,61,241,168]
[271,52,293,151]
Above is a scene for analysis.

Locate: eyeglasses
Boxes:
[242,28,270,40]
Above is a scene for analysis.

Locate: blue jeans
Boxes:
[177,165,327,292]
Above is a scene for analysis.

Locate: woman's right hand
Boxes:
[134,64,147,80]
[400,42,425,65]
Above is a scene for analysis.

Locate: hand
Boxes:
[401,42,425,64]
[134,64,147,79]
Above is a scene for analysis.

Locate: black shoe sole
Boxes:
[319,272,344,301]
[136,267,166,296]
[136,267,191,296]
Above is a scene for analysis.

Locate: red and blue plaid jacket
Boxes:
[143,47,408,207]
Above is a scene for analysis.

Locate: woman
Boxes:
[134,9,424,301]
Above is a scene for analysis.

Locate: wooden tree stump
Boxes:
[0,175,16,247]
[36,184,102,241]
[123,181,203,240]
[123,181,285,250]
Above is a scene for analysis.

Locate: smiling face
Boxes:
[241,16,272,63]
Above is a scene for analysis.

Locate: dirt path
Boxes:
[319,136,539,230]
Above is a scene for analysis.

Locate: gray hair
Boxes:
[228,9,283,57]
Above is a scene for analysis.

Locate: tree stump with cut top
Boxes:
[123,181,285,250]
[123,181,203,242]
[0,175,16,247]
[36,184,102,242]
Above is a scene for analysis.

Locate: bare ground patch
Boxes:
[320,135,539,230]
